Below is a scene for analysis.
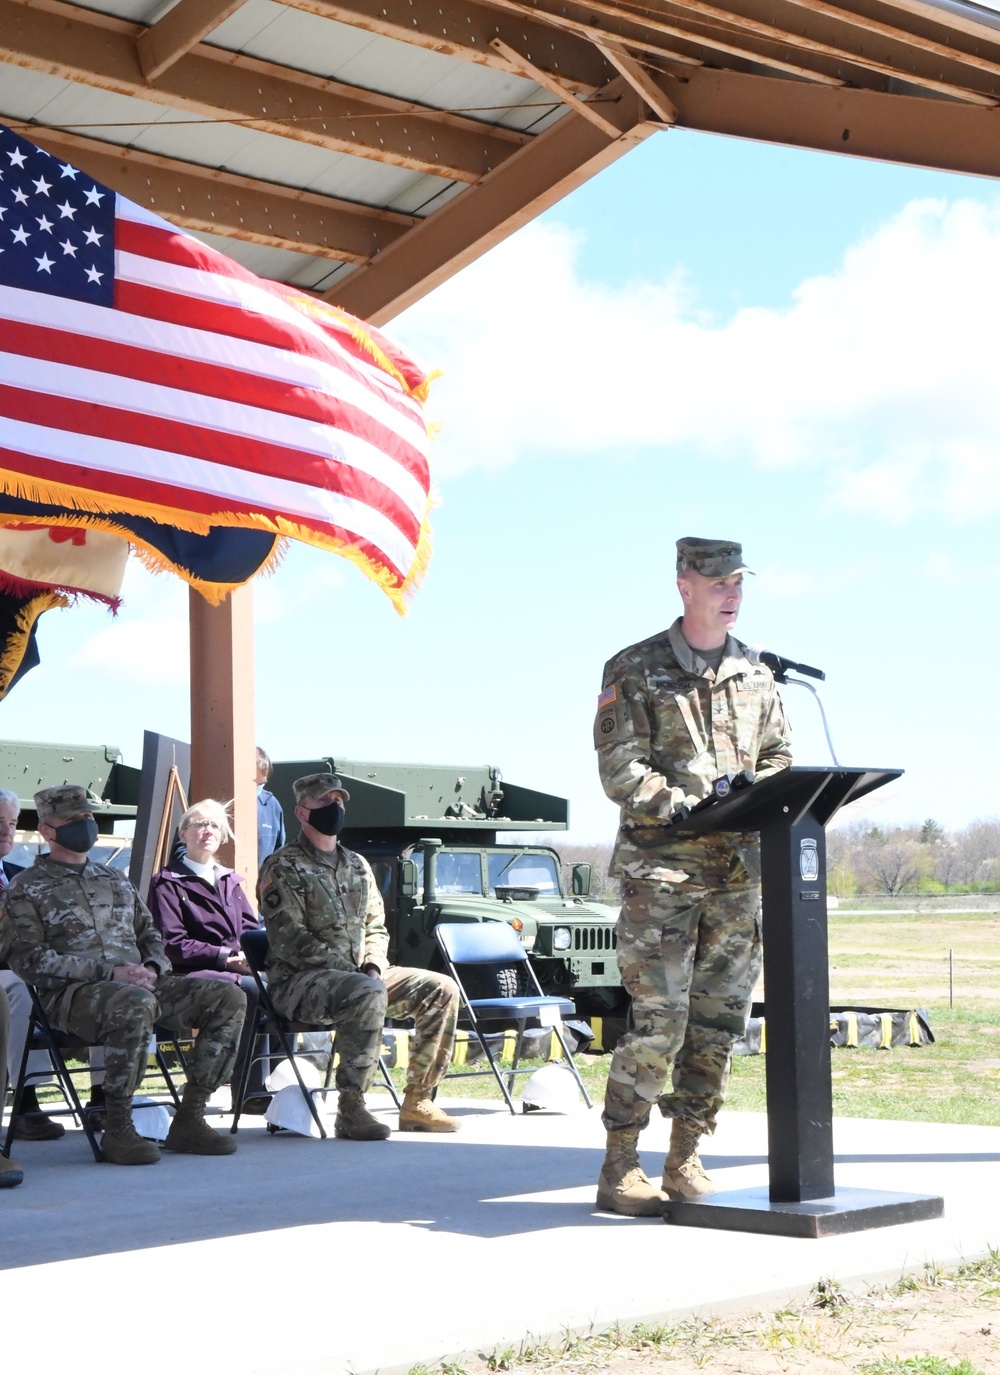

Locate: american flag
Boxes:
[0,123,433,610]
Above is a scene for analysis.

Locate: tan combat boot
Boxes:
[164,1085,237,1155]
[661,1118,714,1199]
[398,1086,459,1133]
[0,1152,24,1187]
[596,1127,664,1216]
[101,1095,161,1166]
[335,1090,390,1140]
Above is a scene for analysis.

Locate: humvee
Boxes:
[269,759,626,1015]
[0,738,139,835]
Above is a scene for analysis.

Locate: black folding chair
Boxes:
[233,929,400,1138]
[435,922,593,1115]
[2,985,186,1164]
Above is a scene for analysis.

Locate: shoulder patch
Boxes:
[594,681,628,747]
[264,886,282,910]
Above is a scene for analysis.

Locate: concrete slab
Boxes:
[4,1098,1000,1375]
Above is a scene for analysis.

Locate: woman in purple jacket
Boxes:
[148,799,267,1110]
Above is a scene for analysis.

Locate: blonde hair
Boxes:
[178,798,234,843]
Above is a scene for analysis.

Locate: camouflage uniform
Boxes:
[596,604,791,1136]
[0,855,246,1100]
[259,836,458,1094]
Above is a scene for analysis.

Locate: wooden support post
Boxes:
[188,585,257,900]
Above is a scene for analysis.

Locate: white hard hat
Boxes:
[130,1096,172,1142]
[265,1057,323,1093]
[521,1064,584,1114]
[263,1083,327,1138]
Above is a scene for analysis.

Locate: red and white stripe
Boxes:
[0,198,432,587]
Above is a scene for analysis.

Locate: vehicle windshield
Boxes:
[487,851,560,896]
[434,852,483,895]
[411,850,483,897]
[8,831,133,872]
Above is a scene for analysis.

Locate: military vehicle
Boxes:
[0,739,139,827]
[269,758,626,1015]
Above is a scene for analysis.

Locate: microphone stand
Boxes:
[781,674,840,766]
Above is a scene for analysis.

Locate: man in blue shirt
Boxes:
[257,746,286,864]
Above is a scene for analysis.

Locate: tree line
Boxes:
[549,818,1000,901]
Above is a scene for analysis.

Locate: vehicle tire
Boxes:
[495,964,524,999]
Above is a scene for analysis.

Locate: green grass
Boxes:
[46,909,1000,1127]
[858,1359,986,1375]
[727,1006,1000,1126]
[421,908,1000,1126]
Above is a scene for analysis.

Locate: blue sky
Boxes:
[4,127,998,840]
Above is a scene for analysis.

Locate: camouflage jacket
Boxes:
[0,855,169,1019]
[594,618,792,883]
[257,836,389,994]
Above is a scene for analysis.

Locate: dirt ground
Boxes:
[447,1259,1000,1375]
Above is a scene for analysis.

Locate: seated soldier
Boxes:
[0,786,246,1165]
[258,773,460,1140]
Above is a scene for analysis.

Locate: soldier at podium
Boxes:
[594,537,792,1216]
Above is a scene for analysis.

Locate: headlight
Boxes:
[552,926,572,951]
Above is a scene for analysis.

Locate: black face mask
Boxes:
[54,816,99,855]
[306,799,345,836]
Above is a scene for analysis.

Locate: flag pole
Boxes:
[188,584,258,905]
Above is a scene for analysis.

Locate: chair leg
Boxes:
[507,1019,529,1096]
[36,1015,105,1163]
[276,1026,328,1140]
[2,1018,32,1159]
[229,1050,249,1134]
[154,1043,183,1109]
[474,1019,517,1115]
[377,1057,401,1109]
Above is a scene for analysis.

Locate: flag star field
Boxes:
[0,128,114,306]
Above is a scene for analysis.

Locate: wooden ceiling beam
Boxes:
[485,0,844,84]
[137,0,250,82]
[870,0,1000,50]
[648,0,1000,102]
[19,123,416,259]
[663,64,1000,177]
[776,0,1000,83]
[530,0,997,103]
[591,38,680,122]
[328,75,659,324]
[0,0,527,182]
[281,0,613,92]
[489,36,622,136]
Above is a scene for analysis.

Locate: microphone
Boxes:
[748,646,825,683]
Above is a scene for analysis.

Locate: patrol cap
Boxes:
[292,772,351,805]
[34,784,95,825]
[676,537,754,578]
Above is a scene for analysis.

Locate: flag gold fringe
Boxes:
[284,295,430,402]
[0,589,68,699]
[0,468,427,612]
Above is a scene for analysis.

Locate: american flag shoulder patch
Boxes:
[597,684,618,708]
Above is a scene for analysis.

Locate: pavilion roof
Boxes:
[4,0,1000,321]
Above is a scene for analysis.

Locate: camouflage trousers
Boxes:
[270,965,458,1093]
[384,965,459,1092]
[603,878,761,1136]
[45,975,246,1102]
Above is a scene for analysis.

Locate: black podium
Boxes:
[660,766,944,1238]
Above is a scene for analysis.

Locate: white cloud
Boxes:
[395,199,1000,519]
[71,615,189,683]
[69,558,189,683]
[253,554,346,625]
